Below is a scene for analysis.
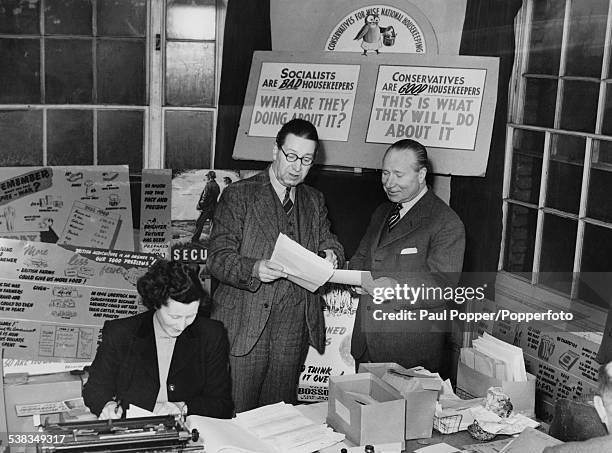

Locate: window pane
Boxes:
[588,140,612,223]
[565,0,607,77]
[98,110,143,171]
[510,129,544,204]
[45,39,92,103]
[559,81,599,133]
[97,0,146,37]
[165,110,213,168]
[539,214,577,295]
[97,39,145,105]
[47,110,93,165]
[523,77,557,128]
[503,204,537,280]
[44,0,92,36]
[602,85,612,136]
[579,224,612,308]
[165,41,215,106]
[167,0,216,40]
[526,0,564,75]
[0,110,42,165]
[546,134,584,214]
[0,38,40,103]
[0,0,40,34]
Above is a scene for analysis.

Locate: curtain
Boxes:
[214,0,271,170]
[450,0,523,294]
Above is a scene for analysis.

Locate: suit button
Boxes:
[168,384,175,392]
[264,303,269,308]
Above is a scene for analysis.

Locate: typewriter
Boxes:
[37,415,202,452]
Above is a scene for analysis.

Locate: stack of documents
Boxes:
[270,233,367,291]
[462,333,527,382]
[270,233,334,292]
[234,402,344,453]
[187,402,344,453]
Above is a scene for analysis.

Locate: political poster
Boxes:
[298,284,358,402]
[325,4,430,54]
[0,165,133,251]
[170,169,240,276]
[139,169,172,257]
[0,239,156,361]
[248,62,360,142]
[366,65,487,149]
[0,319,101,361]
[235,51,498,175]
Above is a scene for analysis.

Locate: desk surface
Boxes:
[299,402,512,453]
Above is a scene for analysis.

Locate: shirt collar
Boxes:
[398,186,428,218]
[268,166,293,202]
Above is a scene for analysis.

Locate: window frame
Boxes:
[501,0,612,314]
[0,0,226,170]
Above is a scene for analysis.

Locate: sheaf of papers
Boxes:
[382,366,444,393]
[127,404,155,418]
[328,269,368,286]
[186,415,270,453]
[270,233,372,291]
[471,333,527,382]
[234,402,344,453]
[270,233,333,292]
[414,443,460,453]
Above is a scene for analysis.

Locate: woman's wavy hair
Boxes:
[137,259,207,310]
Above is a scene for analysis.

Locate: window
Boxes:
[502,0,612,308]
[0,0,223,170]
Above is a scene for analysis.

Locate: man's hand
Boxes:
[350,286,365,295]
[99,400,123,420]
[363,276,399,299]
[253,260,287,282]
[323,249,338,269]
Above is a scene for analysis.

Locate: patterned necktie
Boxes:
[387,202,402,230]
[283,187,293,215]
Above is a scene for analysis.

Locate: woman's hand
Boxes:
[99,400,123,420]
[154,401,187,416]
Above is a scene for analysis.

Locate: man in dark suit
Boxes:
[192,170,220,243]
[350,139,465,374]
[208,119,344,412]
[543,361,612,452]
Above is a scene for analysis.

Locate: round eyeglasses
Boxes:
[279,145,314,166]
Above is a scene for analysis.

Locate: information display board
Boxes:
[235,51,499,176]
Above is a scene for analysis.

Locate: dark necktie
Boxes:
[388,202,402,230]
[283,187,293,215]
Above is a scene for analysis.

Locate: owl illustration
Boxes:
[354,13,392,55]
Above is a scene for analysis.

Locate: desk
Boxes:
[299,402,512,453]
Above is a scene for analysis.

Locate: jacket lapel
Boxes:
[133,311,159,384]
[296,184,315,249]
[378,191,433,249]
[251,170,281,245]
[168,320,198,378]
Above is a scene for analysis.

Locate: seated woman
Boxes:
[83,259,233,419]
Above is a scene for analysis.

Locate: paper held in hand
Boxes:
[270,233,368,291]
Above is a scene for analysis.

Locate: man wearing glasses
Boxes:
[208,119,344,412]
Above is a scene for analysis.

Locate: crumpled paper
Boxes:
[470,405,539,435]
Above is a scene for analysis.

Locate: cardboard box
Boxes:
[456,361,536,417]
[358,363,438,440]
[327,373,405,446]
